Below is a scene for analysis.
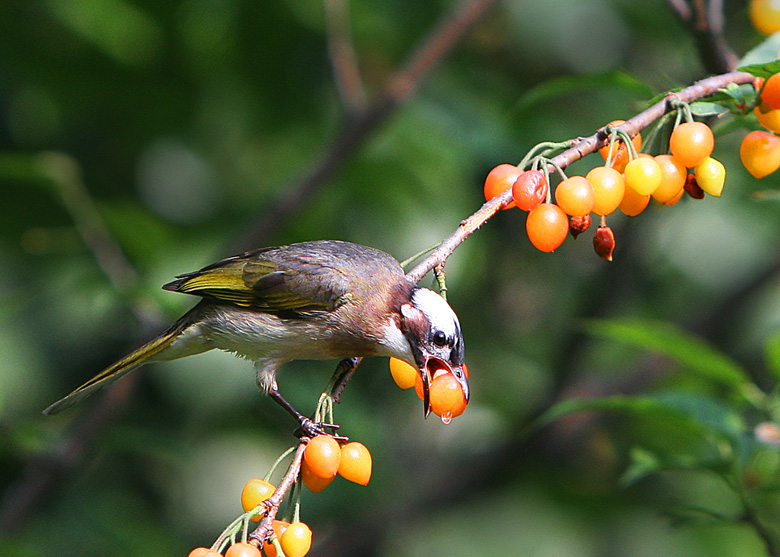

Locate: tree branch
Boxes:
[668,0,739,74]
[248,441,307,547]
[237,0,498,249]
[406,70,756,283]
[324,0,367,115]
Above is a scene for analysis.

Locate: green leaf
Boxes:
[738,32,780,69]
[737,60,780,79]
[534,393,741,440]
[718,81,756,109]
[533,394,712,438]
[534,395,663,427]
[689,101,728,118]
[533,393,740,484]
[621,446,664,486]
[583,319,751,391]
[645,87,683,108]
[662,505,732,528]
[653,392,745,438]
[511,70,653,115]
[764,330,780,383]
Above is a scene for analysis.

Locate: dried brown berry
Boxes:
[593,225,615,261]
[684,173,705,199]
[569,214,592,239]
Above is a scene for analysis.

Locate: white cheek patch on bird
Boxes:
[410,288,461,341]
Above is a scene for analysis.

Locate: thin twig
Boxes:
[36,152,164,329]
[668,0,738,74]
[406,70,756,283]
[324,0,367,114]
[238,0,498,249]
[37,152,138,292]
[249,441,308,545]
[666,0,692,21]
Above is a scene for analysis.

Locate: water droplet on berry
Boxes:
[440,412,452,425]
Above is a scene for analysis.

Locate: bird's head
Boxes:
[398,287,468,416]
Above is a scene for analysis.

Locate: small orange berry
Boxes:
[303,435,341,479]
[526,203,569,252]
[483,164,520,209]
[389,357,417,390]
[554,176,595,216]
[280,522,313,557]
[338,442,373,485]
[599,120,642,171]
[188,548,221,557]
[225,542,261,557]
[586,166,625,216]
[619,184,650,217]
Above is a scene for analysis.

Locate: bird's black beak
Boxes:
[421,361,431,417]
[421,357,470,417]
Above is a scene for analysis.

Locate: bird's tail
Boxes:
[43,316,192,415]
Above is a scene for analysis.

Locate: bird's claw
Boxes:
[295,417,348,441]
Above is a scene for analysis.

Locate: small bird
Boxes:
[44,240,468,431]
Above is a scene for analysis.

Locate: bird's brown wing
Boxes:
[162,241,396,314]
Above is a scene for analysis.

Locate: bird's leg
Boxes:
[329,357,362,403]
[307,358,363,442]
[267,381,339,439]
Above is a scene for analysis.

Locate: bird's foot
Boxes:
[294,417,348,441]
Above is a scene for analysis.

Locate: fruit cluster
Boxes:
[300,434,372,493]
[484,114,725,260]
[742,73,780,179]
[389,357,469,423]
[187,434,372,557]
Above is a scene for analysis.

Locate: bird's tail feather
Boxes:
[43,317,191,415]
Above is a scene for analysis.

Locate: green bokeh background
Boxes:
[2,1,780,555]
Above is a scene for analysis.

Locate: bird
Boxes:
[43,240,468,433]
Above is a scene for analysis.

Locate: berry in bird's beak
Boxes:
[414,357,469,423]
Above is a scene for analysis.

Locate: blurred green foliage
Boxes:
[3,0,780,555]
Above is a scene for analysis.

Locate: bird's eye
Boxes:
[433,330,447,347]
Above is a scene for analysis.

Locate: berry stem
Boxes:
[615,129,639,160]
[212,510,255,552]
[518,140,573,170]
[249,442,307,546]
[545,158,568,182]
[399,241,442,269]
[541,165,553,204]
[604,127,619,168]
[266,445,297,483]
